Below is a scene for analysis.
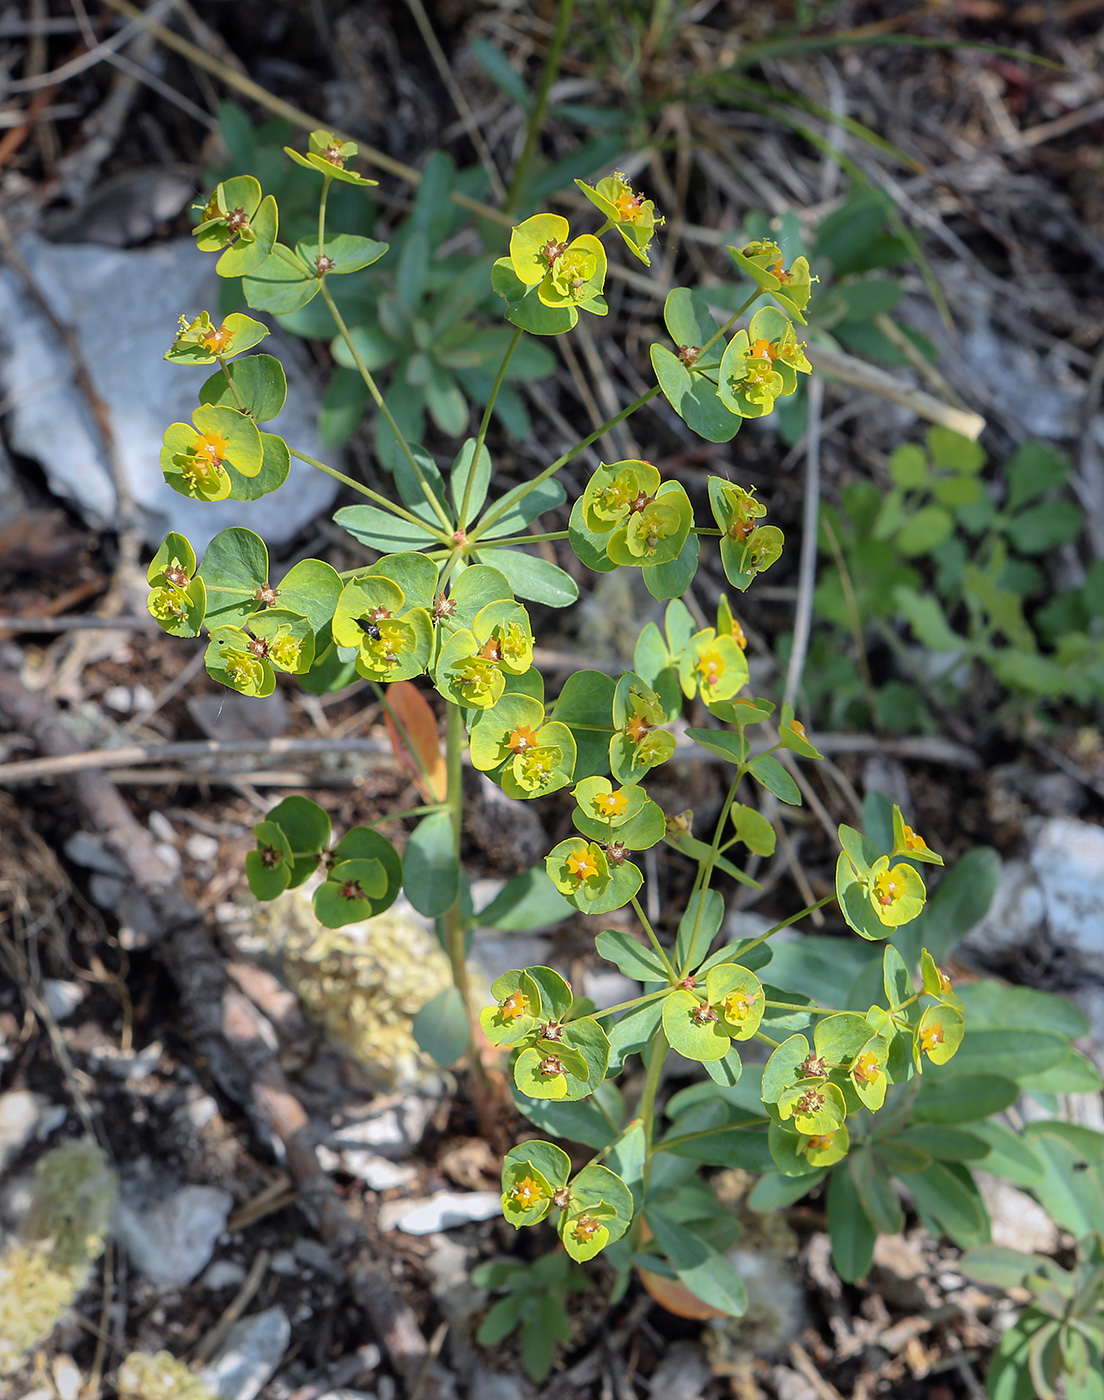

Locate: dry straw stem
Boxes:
[807,345,985,440]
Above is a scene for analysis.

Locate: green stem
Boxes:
[635,1028,669,1235]
[318,174,331,259]
[736,893,837,956]
[470,385,661,543]
[319,280,454,533]
[594,988,668,1021]
[504,0,575,211]
[288,448,450,539]
[475,530,570,548]
[214,353,248,412]
[630,895,677,981]
[681,770,744,976]
[444,702,491,1101]
[469,289,765,546]
[458,326,523,529]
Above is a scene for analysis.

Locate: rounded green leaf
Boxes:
[504,1139,572,1189]
[663,989,731,1063]
[313,857,387,927]
[568,1161,633,1240]
[708,965,765,1040]
[501,1159,554,1227]
[403,810,460,918]
[199,352,288,421]
[762,1033,811,1103]
[332,826,402,915]
[777,1079,847,1135]
[245,820,293,900]
[482,969,544,1046]
[199,526,271,625]
[266,794,330,887]
[216,194,278,276]
[916,1005,965,1066]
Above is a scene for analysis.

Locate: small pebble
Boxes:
[43,979,85,1021]
[148,810,177,844]
[185,832,221,862]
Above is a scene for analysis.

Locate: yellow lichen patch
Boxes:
[117,1351,217,1400]
[252,884,465,1091]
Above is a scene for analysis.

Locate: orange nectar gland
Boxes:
[767,258,792,285]
[195,428,230,467]
[936,966,953,995]
[511,1175,546,1210]
[696,647,726,688]
[873,870,905,908]
[749,338,776,361]
[200,323,234,354]
[594,790,628,818]
[566,849,600,881]
[852,1051,881,1085]
[507,723,539,753]
[499,990,530,1021]
[902,823,929,853]
[625,712,652,744]
[790,719,808,740]
[920,1021,945,1054]
[614,189,644,222]
[804,1132,835,1154]
[730,618,748,650]
[572,1214,601,1242]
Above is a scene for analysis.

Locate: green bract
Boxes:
[146,533,206,637]
[161,405,263,502]
[284,129,378,186]
[575,173,663,265]
[192,175,278,276]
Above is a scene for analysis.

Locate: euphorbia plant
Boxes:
[147,132,1099,1323]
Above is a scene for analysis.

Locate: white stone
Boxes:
[117,1183,234,1287]
[0,235,334,550]
[1029,819,1104,965]
[0,1091,44,1172]
[378,1191,501,1235]
[293,1237,341,1278]
[976,1174,1060,1256]
[582,968,640,1010]
[327,1094,438,1160]
[64,830,127,877]
[199,1307,290,1400]
[148,810,177,844]
[314,1393,377,1400]
[315,1148,417,1191]
[269,1249,297,1275]
[102,685,134,714]
[43,979,85,1021]
[185,833,221,863]
[202,1259,248,1291]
